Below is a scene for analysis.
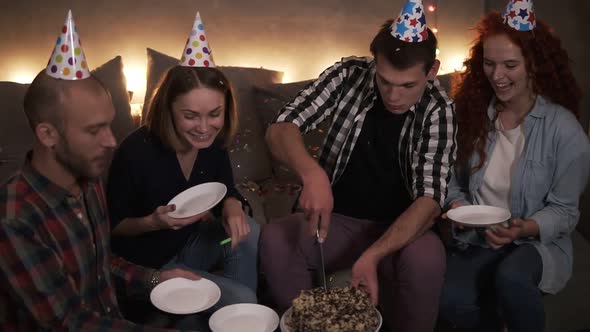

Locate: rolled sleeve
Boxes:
[445,164,471,209]
[412,102,457,208]
[110,255,154,298]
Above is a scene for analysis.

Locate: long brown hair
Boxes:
[454,12,581,170]
[145,66,238,151]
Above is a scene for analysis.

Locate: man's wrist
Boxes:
[299,164,326,183]
[224,197,242,207]
[361,248,383,265]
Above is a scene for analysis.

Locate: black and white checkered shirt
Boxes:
[275,56,456,207]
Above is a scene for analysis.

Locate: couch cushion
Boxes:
[543,230,590,331]
[254,81,329,183]
[436,72,460,96]
[143,48,282,183]
[253,80,314,129]
[92,56,134,144]
[236,182,267,225]
[578,187,590,241]
[0,82,33,182]
[0,57,133,183]
[259,178,301,222]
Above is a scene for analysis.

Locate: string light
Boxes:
[430,0,439,46]
[429,0,439,35]
[428,1,467,74]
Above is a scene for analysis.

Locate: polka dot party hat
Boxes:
[179,12,215,68]
[502,0,536,31]
[45,10,90,80]
[390,0,428,42]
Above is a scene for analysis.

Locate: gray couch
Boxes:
[1,49,589,332]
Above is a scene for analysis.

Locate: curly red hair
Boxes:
[454,12,581,170]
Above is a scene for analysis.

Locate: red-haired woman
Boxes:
[439,1,590,331]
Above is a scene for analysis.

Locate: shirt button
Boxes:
[106,306,112,313]
[98,274,102,280]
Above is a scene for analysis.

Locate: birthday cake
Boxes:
[286,287,379,332]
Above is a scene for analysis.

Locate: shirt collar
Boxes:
[21,151,89,209]
[528,95,547,118]
[367,60,377,95]
[487,95,546,121]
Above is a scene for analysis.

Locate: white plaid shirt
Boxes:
[275,56,456,207]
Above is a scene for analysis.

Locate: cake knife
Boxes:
[316,224,328,291]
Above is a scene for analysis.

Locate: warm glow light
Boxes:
[130,103,143,127]
[428,5,436,12]
[219,57,296,83]
[220,52,344,84]
[123,63,147,103]
[130,103,143,117]
[282,72,295,84]
[438,51,469,75]
[432,27,439,34]
[448,55,467,73]
[9,70,37,84]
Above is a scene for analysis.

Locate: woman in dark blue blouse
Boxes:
[107,65,259,328]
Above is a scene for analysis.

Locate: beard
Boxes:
[54,139,110,182]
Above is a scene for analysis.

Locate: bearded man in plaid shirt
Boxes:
[0,11,200,331]
[259,2,457,331]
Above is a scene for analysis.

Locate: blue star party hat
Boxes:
[502,0,536,31]
[390,0,428,42]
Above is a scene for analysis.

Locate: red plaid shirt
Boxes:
[0,155,172,331]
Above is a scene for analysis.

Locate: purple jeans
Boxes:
[259,213,446,332]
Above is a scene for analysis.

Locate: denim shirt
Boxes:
[446,95,590,293]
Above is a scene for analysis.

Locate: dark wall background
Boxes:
[0,1,584,117]
[0,0,482,88]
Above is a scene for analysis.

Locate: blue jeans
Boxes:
[161,216,260,331]
[439,243,544,332]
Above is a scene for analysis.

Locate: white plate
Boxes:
[167,182,227,218]
[279,306,382,332]
[446,205,511,227]
[209,303,279,332]
[150,277,221,314]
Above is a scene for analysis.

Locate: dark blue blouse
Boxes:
[107,126,244,268]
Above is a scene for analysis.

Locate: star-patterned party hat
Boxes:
[179,12,215,67]
[45,10,90,80]
[502,0,536,31]
[390,0,428,42]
